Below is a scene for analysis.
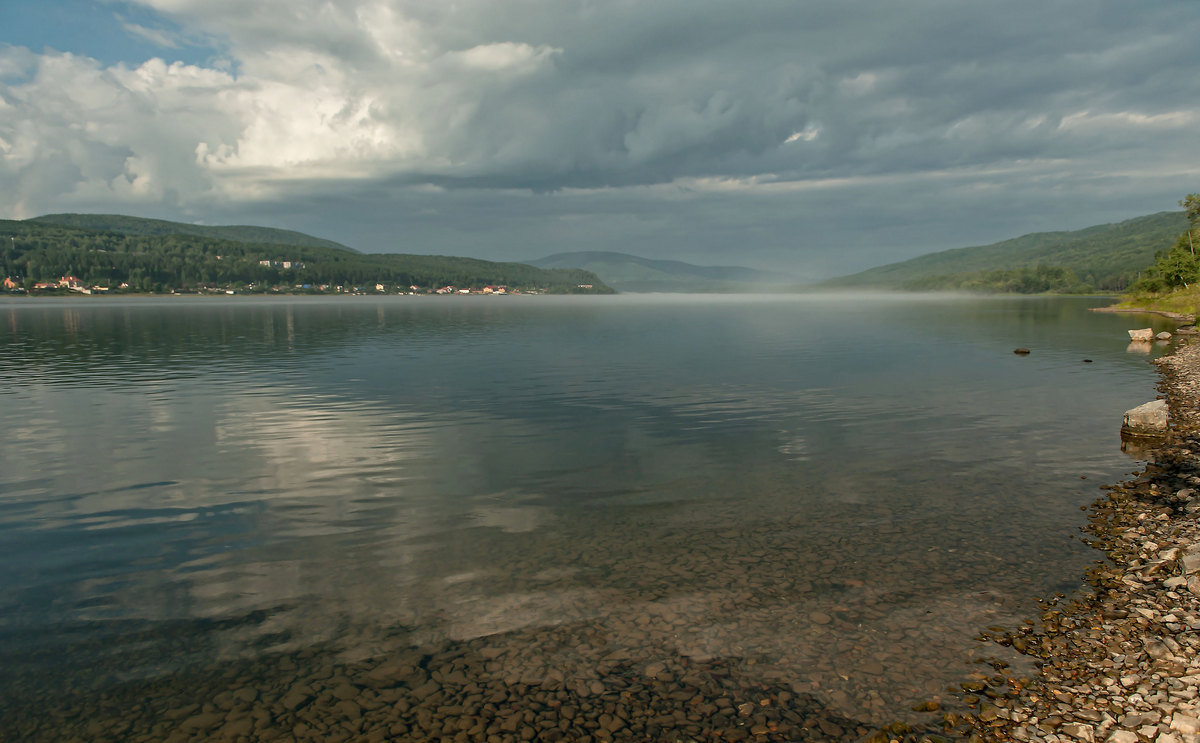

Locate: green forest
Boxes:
[822,210,1189,293]
[1128,195,1200,293]
[31,213,360,253]
[900,265,1089,293]
[0,216,612,295]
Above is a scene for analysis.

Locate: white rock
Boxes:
[1130,328,1155,341]
[1107,732,1139,743]
[1123,399,1169,436]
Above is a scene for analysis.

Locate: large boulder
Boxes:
[1122,399,1169,437]
[1128,328,1154,341]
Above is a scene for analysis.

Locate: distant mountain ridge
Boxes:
[32,213,361,254]
[821,211,1188,292]
[528,251,793,292]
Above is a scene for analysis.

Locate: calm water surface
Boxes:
[0,294,1177,741]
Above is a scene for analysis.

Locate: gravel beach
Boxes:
[946,333,1200,743]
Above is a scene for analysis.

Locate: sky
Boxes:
[1,1,1197,280]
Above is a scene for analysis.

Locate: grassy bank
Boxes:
[1113,286,1200,320]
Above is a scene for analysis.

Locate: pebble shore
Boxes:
[945,334,1200,743]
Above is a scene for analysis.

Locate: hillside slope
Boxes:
[822,211,1188,292]
[529,251,794,292]
[2,218,611,294]
[31,213,360,254]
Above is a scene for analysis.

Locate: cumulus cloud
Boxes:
[1,0,1198,268]
[0,50,238,216]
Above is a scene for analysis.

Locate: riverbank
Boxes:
[1090,305,1197,325]
[1093,286,1200,324]
[945,336,1200,742]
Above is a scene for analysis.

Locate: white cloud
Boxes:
[454,42,561,72]
[785,126,820,143]
[0,50,245,214]
[1058,109,1199,133]
[121,22,181,49]
[1,3,592,209]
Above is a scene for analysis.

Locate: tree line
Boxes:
[1129,194,1200,293]
[0,221,612,294]
[901,265,1089,293]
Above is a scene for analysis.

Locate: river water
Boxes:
[0,294,1177,741]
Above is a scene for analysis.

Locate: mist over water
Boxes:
[0,294,1177,740]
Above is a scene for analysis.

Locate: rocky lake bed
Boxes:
[0,296,1184,743]
[909,331,1200,743]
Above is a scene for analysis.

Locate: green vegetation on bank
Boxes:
[1115,285,1200,317]
[0,215,613,295]
[1117,194,1200,316]
[821,211,1188,293]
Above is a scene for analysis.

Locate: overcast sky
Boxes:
[1,1,1197,279]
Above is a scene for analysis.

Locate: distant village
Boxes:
[3,275,119,294]
[2,272,592,297]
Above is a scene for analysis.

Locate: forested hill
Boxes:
[820,211,1188,292]
[0,218,612,294]
[31,213,360,254]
